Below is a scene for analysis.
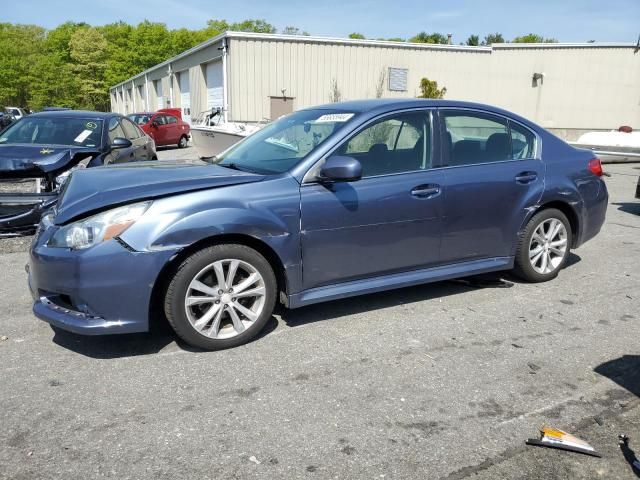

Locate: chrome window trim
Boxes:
[302,107,436,185]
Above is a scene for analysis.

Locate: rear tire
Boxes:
[164,244,277,350]
[513,208,572,282]
[178,135,188,149]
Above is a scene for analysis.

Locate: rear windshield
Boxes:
[0,117,103,147]
[128,114,151,125]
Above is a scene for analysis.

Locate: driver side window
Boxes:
[339,111,431,177]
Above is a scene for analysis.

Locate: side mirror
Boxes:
[110,137,132,150]
[151,121,158,128]
[319,155,362,182]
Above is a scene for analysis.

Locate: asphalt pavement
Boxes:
[0,156,639,479]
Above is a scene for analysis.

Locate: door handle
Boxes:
[515,172,538,184]
[411,185,441,198]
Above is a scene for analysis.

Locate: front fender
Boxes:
[119,176,304,292]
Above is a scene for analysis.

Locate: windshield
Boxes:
[128,114,151,125]
[0,117,103,147]
[216,109,357,174]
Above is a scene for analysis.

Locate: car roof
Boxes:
[29,110,118,120]
[304,99,539,130]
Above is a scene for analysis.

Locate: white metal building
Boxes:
[110,32,640,140]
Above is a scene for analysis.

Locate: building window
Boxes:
[388,68,408,92]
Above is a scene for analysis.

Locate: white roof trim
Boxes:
[109,31,637,90]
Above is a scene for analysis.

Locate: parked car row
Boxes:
[0,110,157,236]
[128,108,191,148]
[24,99,609,351]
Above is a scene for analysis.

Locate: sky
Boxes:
[3,0,639,43]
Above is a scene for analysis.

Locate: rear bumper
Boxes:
[575,178,609,248]
[0,193,57,235]
[28,230,178,335]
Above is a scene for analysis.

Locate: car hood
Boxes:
[0,144,100,178]
[54,161,265,224]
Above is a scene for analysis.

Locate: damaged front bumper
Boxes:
[0,192,58,236]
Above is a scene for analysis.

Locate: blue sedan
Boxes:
[27,100,608,350]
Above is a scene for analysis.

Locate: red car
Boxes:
[128,109,190,148]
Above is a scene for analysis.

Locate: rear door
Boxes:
[164,115,181,144]
[438,108,544,263]
[121,117,149,160]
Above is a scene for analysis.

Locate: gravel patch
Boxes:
[0,235,33,254]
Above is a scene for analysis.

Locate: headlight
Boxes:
[48,201,151,250]
[55,158,92,188]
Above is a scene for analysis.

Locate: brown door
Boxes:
[270,96,295,120]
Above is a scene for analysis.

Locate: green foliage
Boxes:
[378,37,405,42]
[348,32,365,39]
[0,18,280,111]
[409,32,448,44]
[466,34,479,46]
[282,26,309,35]
[417,77,446,99]
[512,33,558,43]
[483,32,504,45]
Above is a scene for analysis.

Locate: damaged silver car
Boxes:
[0,110,157,236]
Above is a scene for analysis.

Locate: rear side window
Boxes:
[166,115,178,124]
[443,111,510,166]
[108,118,126,143]
[510,121,536,159]
[121,118,141,140]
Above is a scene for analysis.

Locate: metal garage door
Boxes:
[205,61,224,116]
[179,71,191,124]
[155,80,163,110]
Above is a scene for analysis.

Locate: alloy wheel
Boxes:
[184,259,266,339]
[528,218,568,274]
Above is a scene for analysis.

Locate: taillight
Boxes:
[588,157,603,177]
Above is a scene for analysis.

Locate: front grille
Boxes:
[0,179,40,194]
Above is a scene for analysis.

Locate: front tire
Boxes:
[513,208,572,282]
[164,244,277,350]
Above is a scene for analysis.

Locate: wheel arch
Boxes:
[148,233,289,330]
[531,200,581,247]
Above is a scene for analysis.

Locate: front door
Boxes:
[300,110,443,290]
[439,109,544,263]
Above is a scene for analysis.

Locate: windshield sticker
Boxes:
[74,130,93,143]
[315,113,355,123]
[85,121,98,130]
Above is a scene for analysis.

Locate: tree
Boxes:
[69,27,109,110]
[229,19,276,34]
[409,31,448,44]
[512,33,558,43]
[375,68,386,98]
[466,34,479,46]
[378,37,405,42]
[329,79,342,102]
[417,77,446,99]
[349,32,365,39]
[0,23,45,107]
[482,32,504,45]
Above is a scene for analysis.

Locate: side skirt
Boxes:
[288,256,514,309]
